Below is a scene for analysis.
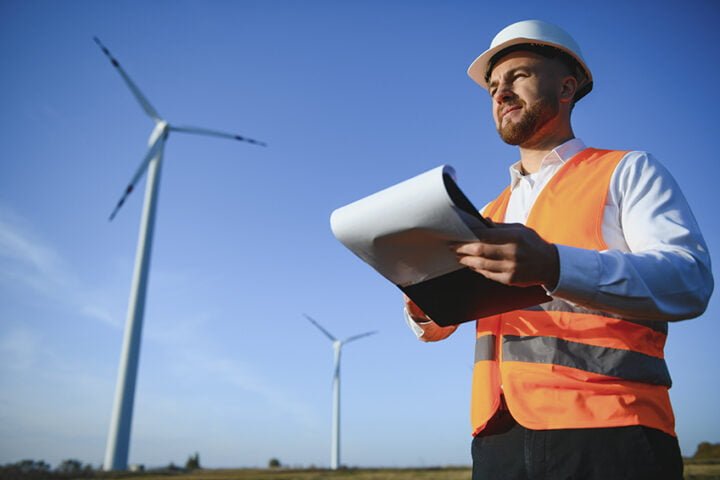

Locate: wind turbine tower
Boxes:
[304,314,377,470]
[94,38,266,471]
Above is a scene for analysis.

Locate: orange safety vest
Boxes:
[472,148,676,437]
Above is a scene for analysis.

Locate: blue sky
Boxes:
[1,0,719,470]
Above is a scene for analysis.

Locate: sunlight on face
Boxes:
[488,52,565,146]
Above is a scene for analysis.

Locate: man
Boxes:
[405,20,713,480]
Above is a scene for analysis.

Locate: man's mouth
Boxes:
[501,105,522,120]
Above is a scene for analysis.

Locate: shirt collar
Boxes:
[508,138,587,189]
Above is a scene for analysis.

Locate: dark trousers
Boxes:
[471,410,683,480]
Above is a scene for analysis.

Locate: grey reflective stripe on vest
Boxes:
[474,335,496,362]
[525,299,669,335]
[502,335,672,387]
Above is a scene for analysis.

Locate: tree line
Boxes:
[0,453,201,479]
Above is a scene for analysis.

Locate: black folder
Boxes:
[398,172,547,326]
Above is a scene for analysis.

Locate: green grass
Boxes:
[684,462,720,480]
[90,464,720,480]
[94,467,473,480]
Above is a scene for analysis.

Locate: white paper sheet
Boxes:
[330,165,487,287]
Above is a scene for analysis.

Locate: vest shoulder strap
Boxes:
[526,148,627,249]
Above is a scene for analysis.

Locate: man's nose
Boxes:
[493,86,515,104]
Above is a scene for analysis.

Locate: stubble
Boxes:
[497,95,559,146]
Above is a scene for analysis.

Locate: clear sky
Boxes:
[1,0,719,470]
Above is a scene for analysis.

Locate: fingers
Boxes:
[456,254,510,273]
[455,242,522,284]
[455,241,514,260]
[456,254,520,284]
[451,223,559,287]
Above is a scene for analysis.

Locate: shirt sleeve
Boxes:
[549,151,713,321]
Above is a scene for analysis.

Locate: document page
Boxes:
[331,165,487,287]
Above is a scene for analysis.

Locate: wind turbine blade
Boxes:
[344,331,378,344]
[303,314,337,342]
[108,138,164,221]
[170,125,267,147]
[94,37,162,122]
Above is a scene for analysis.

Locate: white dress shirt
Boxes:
[407,138,712,334]
[502,138,712,321]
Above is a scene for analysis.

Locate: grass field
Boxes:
[98,468,472,480]
[685,462,720,480]
[91,464,720,480]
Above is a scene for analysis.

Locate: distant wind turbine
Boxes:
[303,313,377,470]
[94,37,266,471]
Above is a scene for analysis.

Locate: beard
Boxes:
[497,94,559,146]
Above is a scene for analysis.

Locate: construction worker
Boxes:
[405,20,713,480]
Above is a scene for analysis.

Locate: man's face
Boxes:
[487,51,565,146]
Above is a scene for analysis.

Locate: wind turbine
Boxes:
[303,314,377,470]
[94,37,266,471]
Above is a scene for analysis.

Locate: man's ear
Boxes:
[559,75,578,104]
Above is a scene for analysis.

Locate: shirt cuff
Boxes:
[546,244,602,305]
[404,306,430,339]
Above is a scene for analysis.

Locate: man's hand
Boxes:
[454,223,560,289]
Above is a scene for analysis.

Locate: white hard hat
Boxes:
[467,20,593,101]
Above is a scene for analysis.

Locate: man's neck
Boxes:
[518,129,575,174]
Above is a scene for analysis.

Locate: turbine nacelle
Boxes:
[149,121,169,145]
[303,313,377,347]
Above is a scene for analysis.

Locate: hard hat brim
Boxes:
[467,36,593,97]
